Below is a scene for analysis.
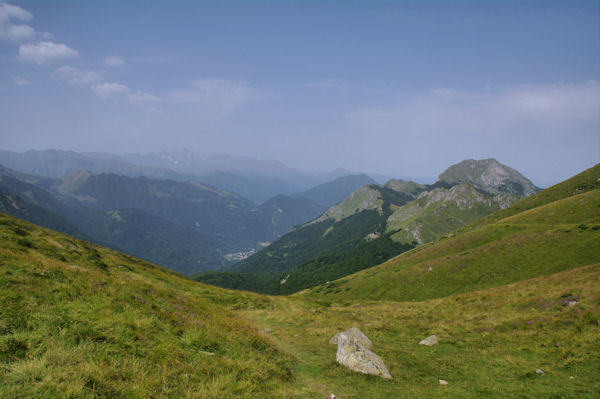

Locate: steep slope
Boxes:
[0,213,294,398]
[197,159,536,295]
[439,158,540,196]
[194,185,416,293]
[255,195,326,241]
[0,166,326,273]
[1,213,598,398]
[0,171,233,273]
[386,182,517,245]
[302,163,600,303]
[293,174,378,208]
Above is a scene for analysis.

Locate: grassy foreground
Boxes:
[1,164,599,397]
[242,263,600,398]
[0,213,294,398]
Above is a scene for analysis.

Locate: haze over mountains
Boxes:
[194,158,541,294]
[0,149,396,274]
[0,150,544,282]
[1,162,597,398]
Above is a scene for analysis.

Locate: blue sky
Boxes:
[1,0,599,186]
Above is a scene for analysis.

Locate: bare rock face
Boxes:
[329,327,373,348]
[332,329,392,379]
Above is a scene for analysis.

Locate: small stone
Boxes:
[428,267,433,271]
[568,300,577,306]
[419,335,438,346]
[330,394,336,399]
[570,376,575,379]
[439,379,448,385]
[536,369,544,376]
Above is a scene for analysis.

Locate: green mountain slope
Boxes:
[0,171,235,273]
[301,163,600,303]
[195,185,416,294]
[0,166,325,274]
[0,212,294,398]
[439,158,539,196]
[293,174,378,208]
[1,210,599,397]
[196,159,535,295]
[386,182,517,245]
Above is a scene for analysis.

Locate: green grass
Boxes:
[0,213,294,398]
[1,163,599,397]
[301,165,600,304]
[241,263,600,398]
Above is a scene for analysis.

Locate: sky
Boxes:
[0,0,599,187]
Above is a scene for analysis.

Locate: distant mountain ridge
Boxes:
[439,158,539,196]
[195,158,538,294]
[293,174,378,208]
[0,165,326,274]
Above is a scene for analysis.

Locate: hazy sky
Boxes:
[1,0,599,186]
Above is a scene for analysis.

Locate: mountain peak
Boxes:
[438,158,539,196]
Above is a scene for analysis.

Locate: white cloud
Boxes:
[2,23,34,41]
[12,76,31,86]
[127,90,160,104]
[53,66,101,86]
[0,3,32,23]
[91,82,160,107]
[103,55,126,67]
[18,41,79,65]
[0,2,35,42]
[91,82,130,99]
[168,78,264,116]
[347,81,600,135]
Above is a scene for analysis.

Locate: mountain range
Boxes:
[1,162,597,398]
[194,158,540,294]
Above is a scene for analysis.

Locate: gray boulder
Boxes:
[333,331,392,379]
[329,326,373,348]
[419,335,438,346]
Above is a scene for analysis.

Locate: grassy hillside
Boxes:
[194,185,417,294]
[301,164,600,303]
[0,212,294,398]
[1,211,599,397]
[293,174,378,208]
[244,263,600,398]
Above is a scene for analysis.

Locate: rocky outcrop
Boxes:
[331,328,392,379]
[438,158,539,197]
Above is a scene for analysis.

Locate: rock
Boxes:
[439,379,448,385]
[329,394,336,399]
[419,335,438,346]
[568,300,578,306]
[336,332,392,379]
[329,327,373,348]
[536,369,544,376]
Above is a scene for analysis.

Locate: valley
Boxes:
[0,160,598,397]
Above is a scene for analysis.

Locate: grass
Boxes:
[301,169,600,304]
[240,263,600,398]
[0,213,294,398]
[1,163,599,397]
